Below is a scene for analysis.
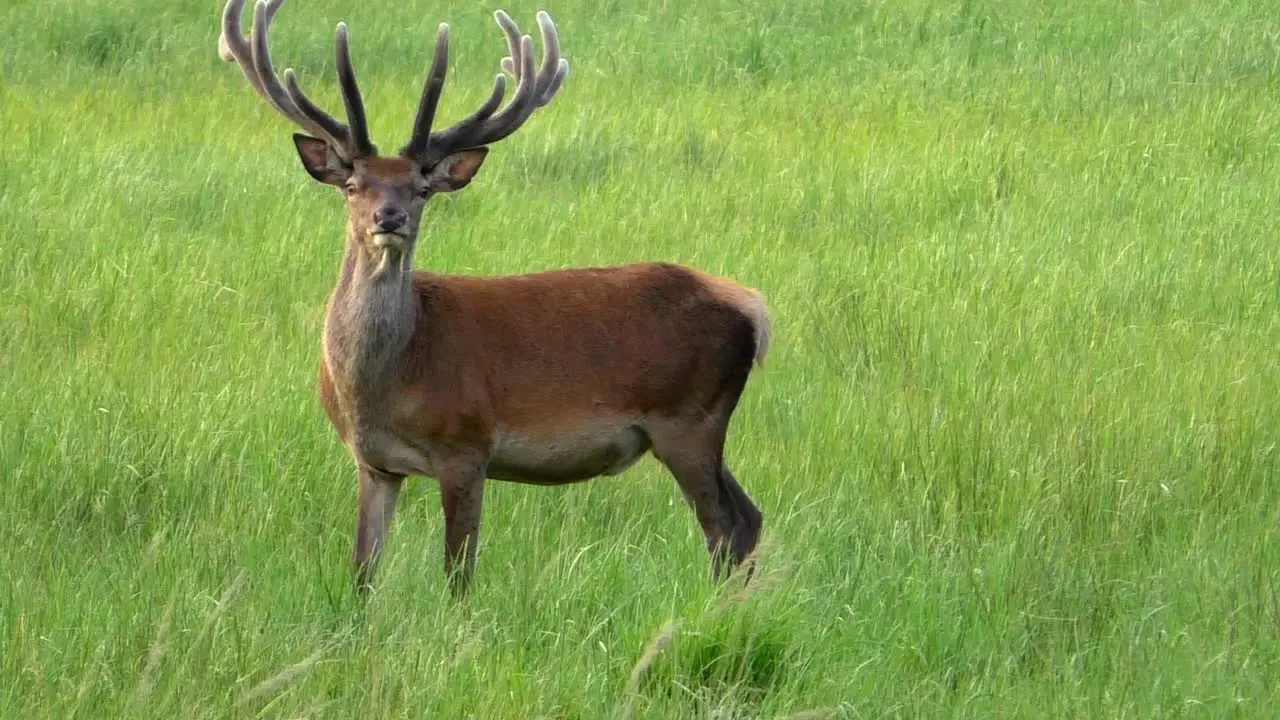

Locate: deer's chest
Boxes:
[321,292,446,475]
[323,374,490,479]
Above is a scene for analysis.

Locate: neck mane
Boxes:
[322,231,417,400]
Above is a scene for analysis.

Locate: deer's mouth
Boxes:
[372,232,408,251]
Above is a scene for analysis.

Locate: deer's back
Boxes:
[407,262,763,425]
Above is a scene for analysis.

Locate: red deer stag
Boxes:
[218,0,771,596]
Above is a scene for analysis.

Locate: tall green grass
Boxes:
[2,0,1277,716]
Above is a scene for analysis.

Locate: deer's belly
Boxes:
[487,423,651,485]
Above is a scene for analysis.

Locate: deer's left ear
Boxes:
[424,148,489,193]
[293,134,353,186]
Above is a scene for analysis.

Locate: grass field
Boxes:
[2,0,1279,716]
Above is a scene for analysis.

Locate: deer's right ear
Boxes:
[293,134,352,186]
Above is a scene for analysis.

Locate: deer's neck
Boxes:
[323,235,417,399]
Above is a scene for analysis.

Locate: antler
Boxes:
[401,10,569,166]
[218,0,376,162]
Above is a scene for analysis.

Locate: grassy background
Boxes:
[2,0,1278,716]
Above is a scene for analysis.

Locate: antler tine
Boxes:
[282,68,352,151]
[497,11,566,107]
[221,0,342,150]
[335,23,376,157]
[220,0,372,163]
[496,10,523,79]
[219,0,294,117]
[406,73,508,165]
[404,10,568,165]
[218,0,282,64]
[477,34,539,138]
[247,1,349,151]
[402,23,452,160]
[533,11,569,107]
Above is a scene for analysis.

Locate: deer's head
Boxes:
[219,0,568,259]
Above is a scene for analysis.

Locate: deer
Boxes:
[217,0,772,598]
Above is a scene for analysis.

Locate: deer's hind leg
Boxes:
[717,463,762,567]
[647,417,761,580]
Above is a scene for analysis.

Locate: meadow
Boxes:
[2,0,1278,716]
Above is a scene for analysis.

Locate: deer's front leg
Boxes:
[437,457,487,598]
[354,465,405,595]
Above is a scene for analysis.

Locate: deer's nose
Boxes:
[374,207,407,233]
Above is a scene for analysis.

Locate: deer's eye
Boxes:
[343,183,358,197]
[417,185,432,198]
